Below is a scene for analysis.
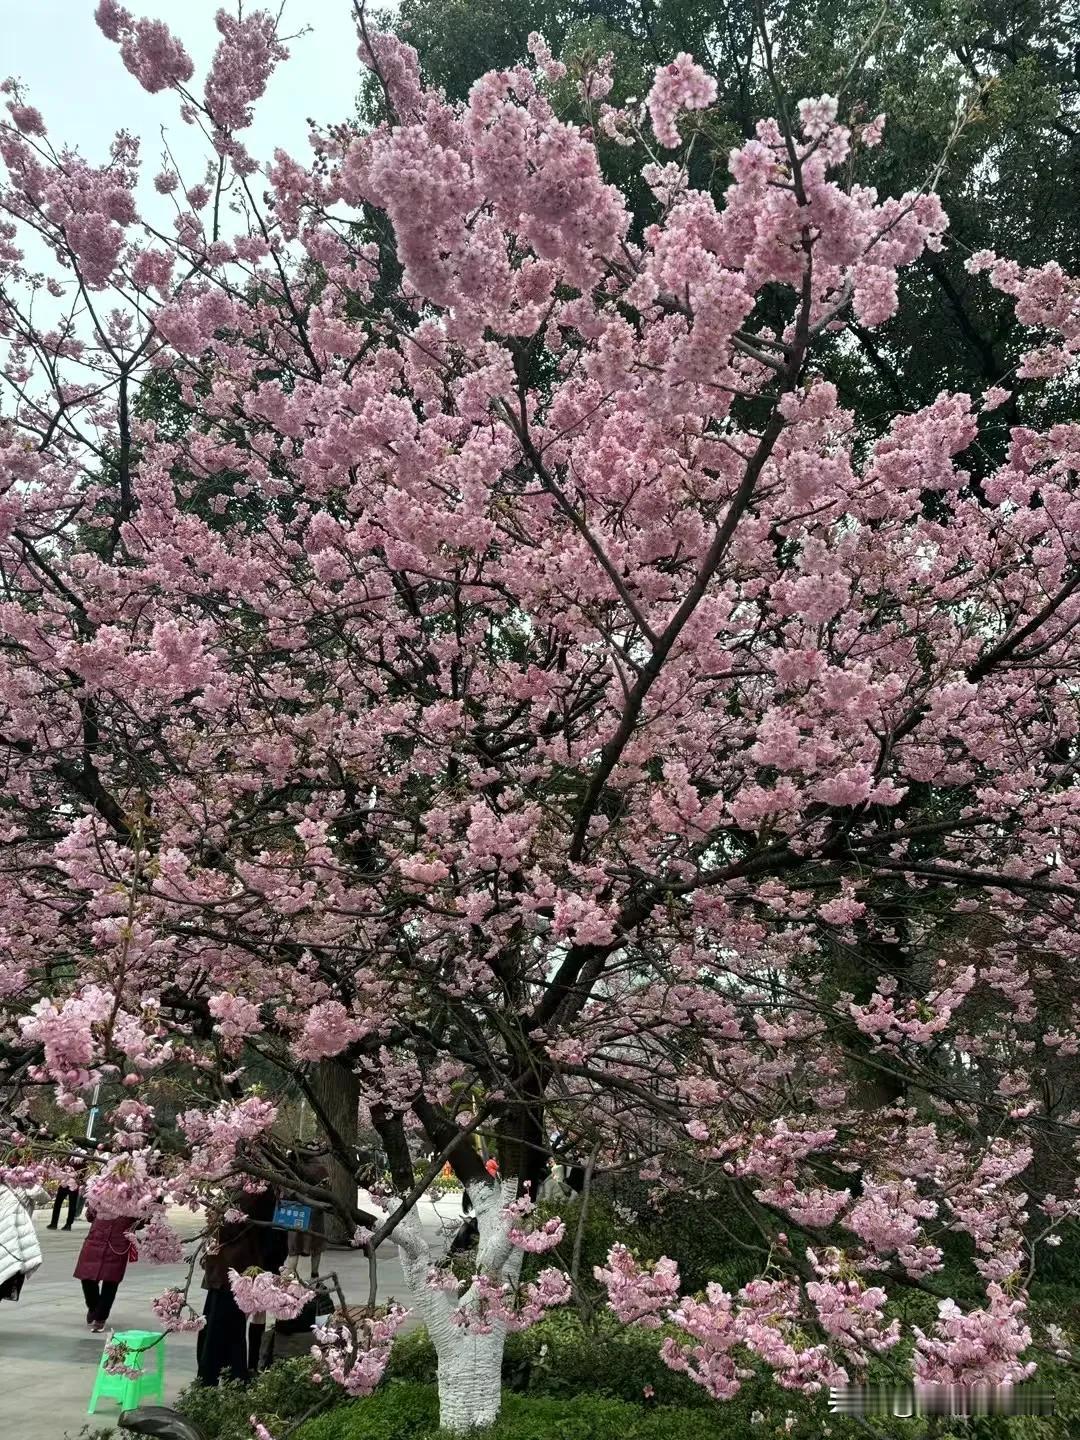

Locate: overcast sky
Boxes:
[1,1,391,217]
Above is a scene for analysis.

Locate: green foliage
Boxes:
[297,1383,439,1440]
[1007,1352,1080,1440]
[466,1390,752,1440]
[384,1326,438,1383]
[1029,1220,1080,1295]
[297,1382,758,1440]
[175,1357,329,1440]
[634,1190,765,1295]
[507,1308,715,1409]
[525,1184,765,1298]
[295,1371,1080,1440]
[382,1205,1079,1437]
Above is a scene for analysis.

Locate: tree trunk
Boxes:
[310,1056,360,1244]
[395,1178,518,1433]
[435,1329,506,1433]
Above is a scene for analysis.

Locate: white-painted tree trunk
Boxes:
[435,1329,505,1432]
[394,1179,520,1434]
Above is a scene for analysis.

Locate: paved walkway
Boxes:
[2,1194,464,1440]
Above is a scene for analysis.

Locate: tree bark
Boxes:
[394,1178,519,1433]
[309,1056,360,1244]
[435,1331,505,1433]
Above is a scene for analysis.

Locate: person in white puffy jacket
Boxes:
[0,1183,43,1303]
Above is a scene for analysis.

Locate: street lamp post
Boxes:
[85,1082,101,1142]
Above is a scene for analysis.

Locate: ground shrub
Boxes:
[175,1357,328,1440]
[297,1382,752,1440]
[297,1384,439,1440]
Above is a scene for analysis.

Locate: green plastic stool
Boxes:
[88,1329,167,1415]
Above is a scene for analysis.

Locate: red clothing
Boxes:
[74,1213,136,1284]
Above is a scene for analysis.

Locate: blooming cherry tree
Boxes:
[2,4,1080,1430]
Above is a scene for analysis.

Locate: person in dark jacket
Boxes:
[48,1142,92,1230]
[74,1208,137,1331]
[245,1186,288,1375]
[196,1191,265,1387]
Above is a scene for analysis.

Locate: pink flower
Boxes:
[204,9,288,133]
[95,5,194,94]
[527,33,567,85]
[7,102,46,135]
[646,55,717,148]
[228,1268,313,1320]
[152,1287,205,1333]
[509,1216,566,1253]
[296,1001,364,1060]
[595,1245,681,1329]
[798,95,839,140]
[311,1305,408,1397]
[981,386,1011,412]
[861,113,886,147]
[914,1285,1035,1386]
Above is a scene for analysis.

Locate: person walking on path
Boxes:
[48,1184,79,1231]
[0,1182,43,1303]
[74,1207,138,1331]
[47,1141,92,1231]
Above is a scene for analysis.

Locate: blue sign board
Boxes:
[273,1200,312,1231]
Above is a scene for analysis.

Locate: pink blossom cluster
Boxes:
[914,1285,1035,1386]
[806,1266,900,1359]
[736,1121,838,1183]
[3,85,46,137]
[103,1338,152,1380]
[666,1277,847,1397]
[594,1244,681,1328]
[178,1098,277,1179]
[207,992,264,1046]
[151,1286,205,1333]
[943,1142,1033,1282]
[311,1305,408,1397]
[646,55,717,148]
[508,1215,566,1253]
[84,1151,158,1220]
[504,1186,570,1255]
[452,1267,571,1334]
[94,2,194,95]
[967,249,1080,377]
[204,9,287,134]
[0,13,1075,1423]
[754,1181,851,1230]
[296,1000,367,1061]
[526,32,567,85]
[136,1214,184,1265]
[229,1268,313,1320]
[600,1247,908,1398]
[19,989,113,1088]
[849,969,976,1047]
[844,1178,943,1276]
